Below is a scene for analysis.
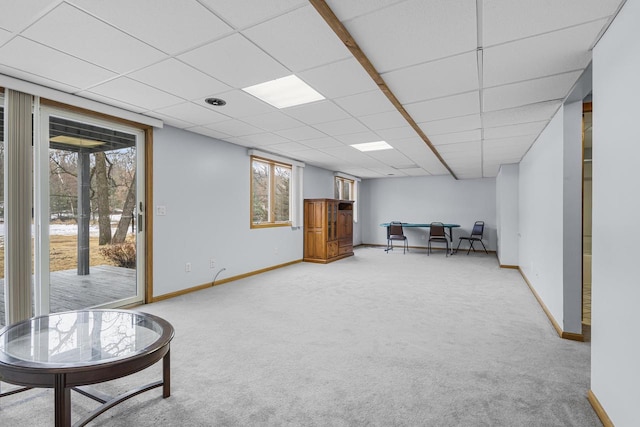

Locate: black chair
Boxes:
[456,221,488,255]
[428,222,449,256]
[386,221,409,254]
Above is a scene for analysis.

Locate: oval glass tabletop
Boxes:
[0,310,167,367]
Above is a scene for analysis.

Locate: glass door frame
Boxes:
[34,104,145,316]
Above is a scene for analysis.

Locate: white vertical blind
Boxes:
[4,89,33,324]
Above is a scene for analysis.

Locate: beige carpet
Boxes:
[0,246,598,426]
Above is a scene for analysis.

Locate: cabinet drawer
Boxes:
[338,244,353,255]
[327,241,339,258]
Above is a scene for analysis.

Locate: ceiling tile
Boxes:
[343,0,477,72]
[0,27,12,45]
[243,5,350,72]
[405,91,480,123]
[483,20,607,87]
[334,90,396,117]
[0,36,116,89]
[22,3,166,73]
[335,131,383,145]
[178,33,290,88]
[266,141,311,152]
[153,102,230,126]
[0,64,80,93]
[129,59,230,101]
[204,119,264,137]
[313,118,369,136]
[228,132,291,146]
[148,112,197,130]
[325,0,406,21]
[188,126,231,141]
[71,0,233,54]
[83,77,183,111]
[482,0,623,46]
[375,126,418,140]
[482,163,501,177]
[78,91,148,113]
[240,111,303,132]
[482,101,561,128]
[483,135,535,155]
[382,52,479,103]
[198,0,306,29]
[431,130,482,146]
[293,149,341,164]
[275,126,328,141]
[365,149,417,168]
[437,141,481,154]
[299,137,344,149]
[358,110,407,131]
[419,114,481,136]
[298,58,378,99]
[0,0,55,32]
[483,121,548,140]
[283,100,350,124]
[484,71,582,112]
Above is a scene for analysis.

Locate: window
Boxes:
[335,176,354,200]
[251,156,292,227]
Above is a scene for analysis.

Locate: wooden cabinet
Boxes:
[304,198,354,263]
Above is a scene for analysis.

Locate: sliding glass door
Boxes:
[35,107,145,315]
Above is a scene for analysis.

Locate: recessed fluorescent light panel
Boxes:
[350,141,393,152]
[50,135,105,148]
[242,75,324,109]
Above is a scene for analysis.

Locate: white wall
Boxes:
[153,126,336,297]
[562,100,584,335]
[519,99,584,335]
[303,165,334,199]
[591,0,640,424]
[496,163,519,266]
[360,175,496,249]
[519,109,565,327]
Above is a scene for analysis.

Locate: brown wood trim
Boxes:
[587,390,614,427]
[41,99,153,131]
[308,0,457,180]
[151,259,303,302]
[500,264,519,269]
[145,129,154,304]
[583,102,593,113]
[251,222,293,229]
[151,282,214,303]
[518,267,584,341]
[561,331,585,342]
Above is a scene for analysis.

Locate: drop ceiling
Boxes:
[0,0,624,179]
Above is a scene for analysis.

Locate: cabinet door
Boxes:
[337,210,353,239]
[327,202,338,241]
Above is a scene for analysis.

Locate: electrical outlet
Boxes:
[185,262,191,272]
[210,258,215,269]
[156,205,166,216]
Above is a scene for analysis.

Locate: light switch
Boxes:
[156,206,167,216]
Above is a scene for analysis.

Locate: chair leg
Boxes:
[427,241,430,255]
[467,241,473,255]
[445,240,449,257]
[480,240,488,254]
[455,239,463,254]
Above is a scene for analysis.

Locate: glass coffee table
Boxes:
[0,309,174,427]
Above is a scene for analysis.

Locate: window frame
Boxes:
[250,155,292,228]
[335,176,354,200]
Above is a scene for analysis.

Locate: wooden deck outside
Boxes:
[0,265,136,327]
